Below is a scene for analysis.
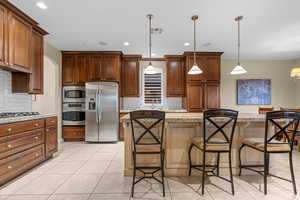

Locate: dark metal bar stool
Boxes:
[129,110,166,197]
[188,109,238,195]
[239,110,300,195]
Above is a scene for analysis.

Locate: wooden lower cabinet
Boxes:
[119,113,128,141]
[63,126,85,141]
[0,116,57,186]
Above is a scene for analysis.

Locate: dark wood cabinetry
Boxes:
[184,52,223,112]
[0,1,47,94]
[165,55,185,97]
[63,126,85,141]
[0,116,58,185]
[62,52,122,86]
[121,55,141,97]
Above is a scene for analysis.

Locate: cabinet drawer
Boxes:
[0,119,45,137]
[0,129,44,160]
[0,144,45,185]
[46,117,57,127]
[0,136,8,155]
[63,126,85,140]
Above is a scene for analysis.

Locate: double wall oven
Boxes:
[63,86,85,126]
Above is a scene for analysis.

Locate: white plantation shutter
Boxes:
[144,73,162,104]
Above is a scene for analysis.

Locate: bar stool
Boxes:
[129,110,166,197]
[239,110,300,195]
[188,109,238,195]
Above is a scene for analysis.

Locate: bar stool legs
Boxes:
[289,152,297,195]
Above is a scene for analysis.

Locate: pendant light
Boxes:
[291,67,300,79]
[231,16,247,75]
[144,14,157,74]
[188,15,203,75]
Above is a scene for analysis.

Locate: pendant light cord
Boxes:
[149,15,152,64]
[237,19,240,65]
[193,18,196,65]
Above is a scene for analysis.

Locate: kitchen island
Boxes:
[121,112,269,176]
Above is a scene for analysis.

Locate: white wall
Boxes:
[221,60,298,113]
[32,42,62,142]
[295,59,300,107]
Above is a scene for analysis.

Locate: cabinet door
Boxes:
[62,55,75,85]
[8,12,32,72]
[122,58,139,97]
[88,55,101,81]
[29,30,43,94]
[205,82,220,109]
[166,58,185,97]
[187,82,205,112]
[206,56,220,81]
[101,55,119,81]
[76,55,88,85]
[186,56,208,82]
[45,126,57,157]
[0,5,7,67]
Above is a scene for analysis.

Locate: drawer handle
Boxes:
[7,144,12,148]
[35,153,39,157]
[46,128,50,132]
[51,120,55,123]
[7,128,12,132]
[35,123,39,127]
[7,165,12,169]
[35,136,39,140]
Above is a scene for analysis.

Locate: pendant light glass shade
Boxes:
[231,16,247,75]
[291,67,300,79]
[144,62,157,74]
[188,15,203,75]
[230,64,247,75]
[188,64,203,75]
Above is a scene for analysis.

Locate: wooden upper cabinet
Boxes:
[62,55,76,85]
[187,82,205,112]
[184,52,223,82]
[8,12,32,73]
[88,55,101,81]
[205,82,220,109]
[121,55,141,97]
[75,55,88,85]
[29,30,44,94]
[100,55,120,81]
[165,56,185,97]
[0,5,7,67]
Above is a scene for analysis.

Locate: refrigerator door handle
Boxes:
[96,88,99,123]
[98,89,102,123]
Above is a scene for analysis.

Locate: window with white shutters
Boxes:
[144,73,162,104]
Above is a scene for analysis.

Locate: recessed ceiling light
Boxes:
[123,42,130,46]
[36,1,47,10]
[184,42,190,46]
[151,53,156,56]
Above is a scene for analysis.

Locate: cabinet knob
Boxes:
[7,144,12,148]
[34,136,39,140]
[46,128,50,132]
[35,123,39,127]
[35,153,39,157]
[7,165,12,169]
[7,128,12,132]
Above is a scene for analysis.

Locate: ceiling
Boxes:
[9,0,300,60]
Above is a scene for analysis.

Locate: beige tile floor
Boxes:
[1,142,300,199]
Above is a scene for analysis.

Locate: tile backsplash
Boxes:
[0,69,32,112]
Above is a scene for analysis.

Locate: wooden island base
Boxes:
[122,113,271,177]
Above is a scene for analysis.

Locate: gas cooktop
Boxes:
[0,112,40,119]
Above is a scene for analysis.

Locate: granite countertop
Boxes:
[120,109,187,113]
[121,112,266,123]
[0,114,57,125]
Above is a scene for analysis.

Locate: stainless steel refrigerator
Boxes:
[85,82,119,142]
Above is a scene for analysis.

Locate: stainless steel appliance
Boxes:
[63,86,85,103]
[62,102,85,126]
[85,82,119,142]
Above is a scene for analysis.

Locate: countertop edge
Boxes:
[0,114,57,125]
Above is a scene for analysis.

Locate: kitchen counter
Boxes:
[0,114,57,125]
[122,112,269,177]
[120,109,187,114]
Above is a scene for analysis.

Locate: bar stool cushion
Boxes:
[241,137,291,152]
[192,137,229,151]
